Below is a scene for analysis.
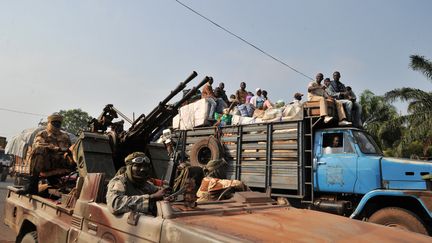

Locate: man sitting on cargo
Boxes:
[235,82,254,117]
[250,88,266,117]
[308,73,351,126]
[201,77,226,121]
[17,113,73,195]
[106,152,168,215]
[214,82,229,105]
[261,90,274,110]
[290,92,304,105]
[327,71,362,127]
[250,88,265,110]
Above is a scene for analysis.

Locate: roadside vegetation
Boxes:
[37,109,92,136]
[360,55,432,159]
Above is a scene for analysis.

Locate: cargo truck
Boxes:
[172,104,432,235]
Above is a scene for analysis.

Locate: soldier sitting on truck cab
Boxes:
[106,152,168,215]
[17,113,73,195]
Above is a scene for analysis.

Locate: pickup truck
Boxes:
[173,109,432,235]
[4,168,432,242]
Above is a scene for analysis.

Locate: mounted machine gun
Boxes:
[77,72,209,177]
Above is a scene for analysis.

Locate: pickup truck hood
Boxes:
[381,157,432,190]
[163,207,430,242]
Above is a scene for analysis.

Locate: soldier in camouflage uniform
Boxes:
[196,159,248,202]
[18,113,73,195]
[106,152,168,215]
[31,113,72,173]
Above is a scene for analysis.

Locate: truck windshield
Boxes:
[352,131,382,155]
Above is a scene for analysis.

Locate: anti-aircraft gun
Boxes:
[74,71,209,179]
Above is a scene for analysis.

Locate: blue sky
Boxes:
[0,0,431,139]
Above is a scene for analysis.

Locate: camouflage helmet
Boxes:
[48,113,63,122]
[124,152,151,166]
[204,159,228,178]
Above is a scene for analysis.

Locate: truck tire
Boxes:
[20,231,38,243]
[368,207,428,235]
[190,137,223,167]
[1,167,8,181]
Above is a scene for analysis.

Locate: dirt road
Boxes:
[0,176,17,243]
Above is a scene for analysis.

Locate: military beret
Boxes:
[48,113,63,122]
[124,152,150,165]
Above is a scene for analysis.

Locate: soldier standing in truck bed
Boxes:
[106,152,168,215]
[18,113,73,195]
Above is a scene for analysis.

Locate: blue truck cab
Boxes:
[314,128,432,234]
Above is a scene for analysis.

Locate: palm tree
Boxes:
[359,90,401,151]
[385,55,432,157]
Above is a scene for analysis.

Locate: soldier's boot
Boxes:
[16,176,39,195]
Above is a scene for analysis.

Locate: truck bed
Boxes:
[175,119,308,198]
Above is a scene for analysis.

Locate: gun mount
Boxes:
[86,71,209,171]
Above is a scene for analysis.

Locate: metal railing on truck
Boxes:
[173,117,316,202]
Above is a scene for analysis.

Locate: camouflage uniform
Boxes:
[106,173,158,215]
[196,159,248,202]
[196,177,246,202]
[18,113,72,195]
[28,113,72,175]
[30,129,71,174]
[106,152,160,215]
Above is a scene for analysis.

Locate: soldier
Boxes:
[196,159,248,202]
[106,152,168,215]
[18,113,73,195]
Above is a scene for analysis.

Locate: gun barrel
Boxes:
[110,106,133,124]
[124,72,201,142]
[160,71,198,107]
[145,71,197,123]
[173,76,210,110]
[148,76,210,139]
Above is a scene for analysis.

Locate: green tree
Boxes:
[385,55,432,157]
[359,90,401,150]
[59,109,92,135]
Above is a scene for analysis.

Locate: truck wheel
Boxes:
[190,137,223,167]
[369,207,428,235]
[20,231,38,243]
[1,167,8,181]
